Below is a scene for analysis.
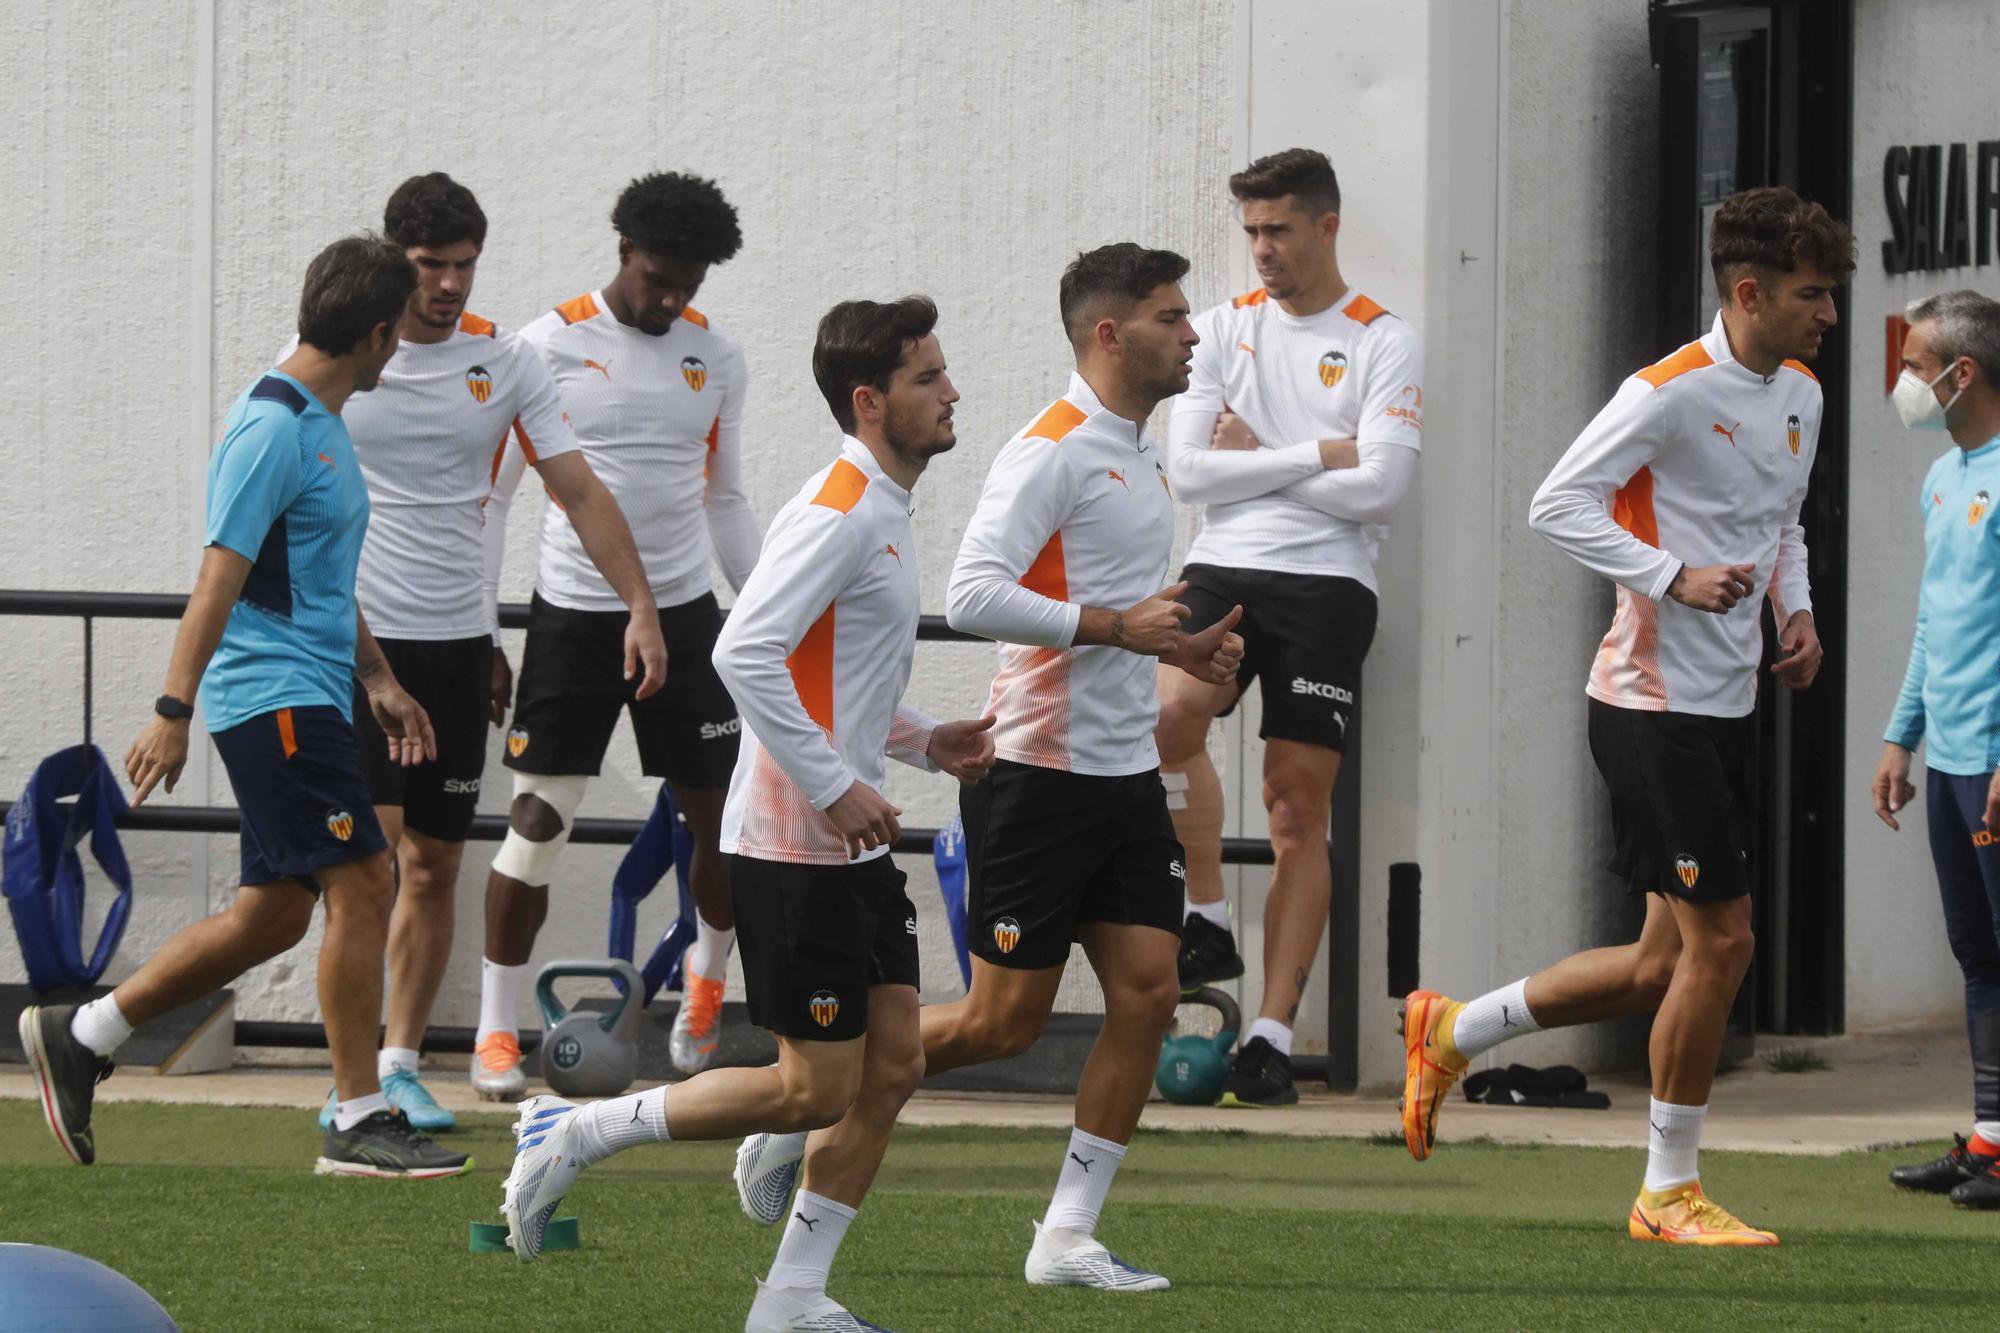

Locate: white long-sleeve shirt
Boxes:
[947,371,1175,777]
[282,316,578,639]
[484,292,760,620]
[716,438,938,866]
[1168,288,1423,586]
[1528,313,1819,718]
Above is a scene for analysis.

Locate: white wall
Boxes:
[0,0,1234,1027]
[1841,0,2000,1032]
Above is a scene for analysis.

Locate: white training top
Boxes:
[1169,288,1424,586]
[485,291,760,615]
[283,314,578,640]
[947,371,1175,777]
[716,437,940,866]
[1528,312,1819,718]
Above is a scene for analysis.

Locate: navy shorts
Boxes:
[211,705,387,892]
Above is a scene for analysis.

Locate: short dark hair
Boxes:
[812,296,940,433]
[297,234,416,356]
[1058,243,1191,347]
[1907,289,2000,389]
[612,172,742,265]
[1229,147,1341,216]
[383,172,487,251]
[1709,186,1856,301]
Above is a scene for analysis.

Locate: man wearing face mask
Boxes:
[1875,290,2000,1212]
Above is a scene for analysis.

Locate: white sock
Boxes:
[1452,977,1540,1060]
[1644,1098,1706,1191]
[1246,1017,1293,1058]
[333,1091,389,1131]
[477,958,529,1041]
[378,1046,421,1080]
[1973,1120,2000,1148]
[765,1190,856,1292]
[70,995,133,1057]
[1042,1128,1127,1237]
[688,917,736,983]
[1185,898,1229,930]
[567,1086,671,1168]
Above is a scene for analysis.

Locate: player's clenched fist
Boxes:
[1668,562,1757,614]
[1115,581,1194,654]
[825,780,902,860]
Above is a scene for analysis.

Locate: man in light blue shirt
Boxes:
[16,236,467,1179]
[1875,288,2000,1210]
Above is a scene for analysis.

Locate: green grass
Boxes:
[1765,1046,1833,1074]
[2,1100,1997,1330]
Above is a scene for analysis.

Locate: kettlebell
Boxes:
[536,958,644,1097]
[1155,986,1241,1105]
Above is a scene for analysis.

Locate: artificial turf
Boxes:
[2,1099,1996,1330]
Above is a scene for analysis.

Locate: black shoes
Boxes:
[1177,913,1245,991]
[1890,1135,1992,1194]
[1219,1035,1298,1108]
[18,1003,113,1166]
[1951,1160,2000,1210]
[316,1109,473,1179]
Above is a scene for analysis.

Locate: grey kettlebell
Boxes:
[536,958,644,1097]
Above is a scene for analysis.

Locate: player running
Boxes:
[1157,148,1423,1106]
[292,173,661,1133]
[502,297,994,1333]
[1400,187,1852,1245]
[19,237,468,1177]
[478,172,762,1093]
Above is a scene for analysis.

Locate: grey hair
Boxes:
[1906,289,2000,388]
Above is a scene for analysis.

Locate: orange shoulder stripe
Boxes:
[1635,341,1714,388]
[555,292,600,325]
[1781,358,1819,383]
[811,458,869,513]
[1231,287,1268,309]
[458,312,496,337]
[1026,400,1088,444]
[1342,293,1389,325]
[680,305,710,330]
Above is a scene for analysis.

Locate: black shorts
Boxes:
[211,705,388,893]
[352,635,492,841]
[1587,699,1754,902]
[961,759,1185,970]
[505,591,739,787]
[1175,563,1377,752]
[731,854,920,1042]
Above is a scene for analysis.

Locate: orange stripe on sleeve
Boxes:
[707,415,720,452]
[1781,358,1819,382]
[1611,467,1660,547]
[1342,293,1389,325]
[810,458,869,513]
[1635,342,1714,388]
[1026,400,1087,444]
[512,416,540,465]
[1020,533,1068,600]
[787,605,836,734]
[555,292,599,325]
[458,312,496,337]
[276,708,298,759]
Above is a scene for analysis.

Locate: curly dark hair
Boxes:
[1058,243,1190,347]
[611,172,742,265]
[1709,186,1856,300]
[383,172,487,250]
[1229,147,1341,216]
[813,296,940,432]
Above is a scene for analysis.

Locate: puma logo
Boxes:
[1502,1004,1515,1028]
[884,543,901,564]
[630,1103,642,1124]
[1069,1152,1094,1173]
[795,1212,819,1232]
[317,451,337,468]
[584,358,613,381]
[1237,342,1257,357]
[1106,470,1128,490]
[1650,1119,1668,1137]
[1711,421,1740,447]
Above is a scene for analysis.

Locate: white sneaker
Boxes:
[736,1131,808,1225]
[744,1281,893,1332]
[501,1095,584,1262]
[670,971,726,1075]
[472,1031,528,1102]
[1023,1221,1170,1291]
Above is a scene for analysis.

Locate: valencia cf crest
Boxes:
[1973,490,1990,528]
[1786,413,1801,457]
[326,809,355,842]
[1674,854,1700,890]
[1317,350,1347,388]
[992,916,1022,955]
[809,990,840,1028]
[681,356,708,392]
[507,725,529,758]
[466,365,494,404]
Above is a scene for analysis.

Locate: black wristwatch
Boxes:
[154,694,195,721]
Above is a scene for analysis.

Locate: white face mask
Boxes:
[1893,360,1964,431]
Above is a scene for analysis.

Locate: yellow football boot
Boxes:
[1628,1182,1779,1246]
[1399,989,1467,1161]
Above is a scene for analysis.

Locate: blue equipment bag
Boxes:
[608,783,697,1006]
[3,745,134,992]
[934,815,970,988]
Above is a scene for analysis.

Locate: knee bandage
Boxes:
[491,773,589,887]
[1161,758,1225,901]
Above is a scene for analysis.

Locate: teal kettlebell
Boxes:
[1155,986,1241,1105]
[536,958,644,1097]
